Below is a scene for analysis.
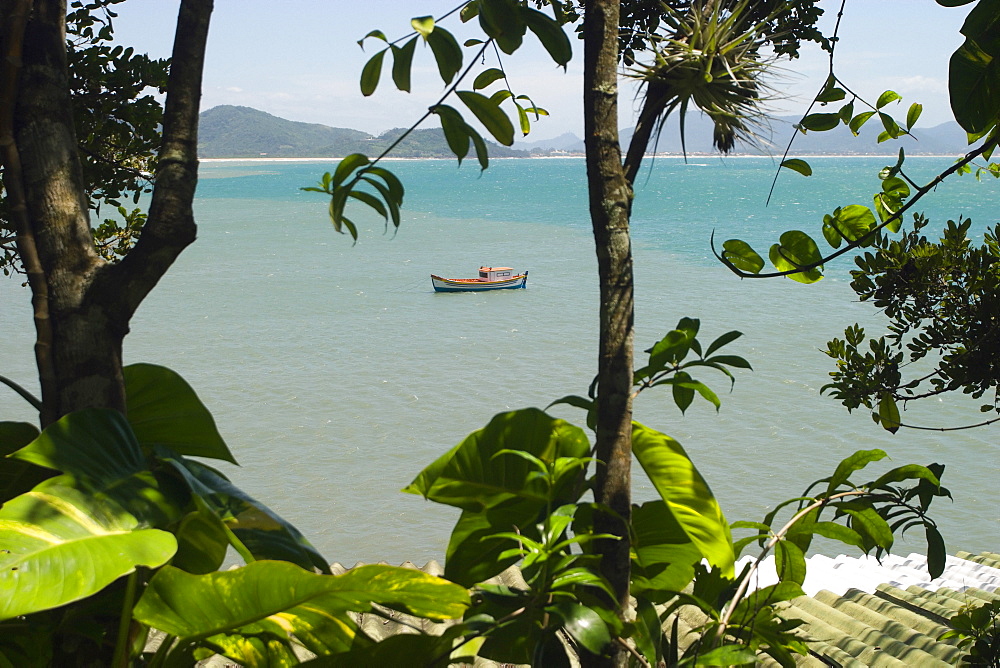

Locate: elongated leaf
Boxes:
[332,153,371,188]
[695,644,757,666]
[826,448,887,495]
[426,26,463,85]
[926,526,946,579]
[390,37,417,92]
[876,90,902,108]
[632,423,733,574]
[773,540,807,585]
[134,562,469,656]
[876,393,901,433]
[473,67,506,90]
[364,166,404,205]
[432,104,471,163]
[906,102,923,129]
[457,90,515,146]
[360,49,385,97]
[843,504,894,551]
[522,7,572,67]
[705,330,742,357]
[799,113,840,132]
[630,500,700,600]
[0,483,176,620]
[780,158,812,177]
[849,111,876,135]
[469,128,490,171]
[808,521,864,549]
[870,464,941,490]
[124,363,236,464]
[550,602,610,654]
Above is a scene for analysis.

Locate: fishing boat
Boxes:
[430,266,528,292]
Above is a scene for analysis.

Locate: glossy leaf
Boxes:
[473,67,506,90]
[632,422,734,575]
[630,500,701,600]
[826,448,887,495]
[171,509,229,574]
[849,111,876,135]
[134,562,469,655]
[799,113,840,132]
[721,239,764,274]
[774,539,807,586]
[906,102,923,129]
[876,392,901,433]
[843,504,894,551]
[876,90,902,108]
[0,483,176,620]
[360,49,385,97]
[124,363,236,464]
[695,644,757,666]
[780,158,812,177]
[522,7,572,68]
[457,90,515,146]
[404,408,589,509]
[390,37,418,92]
[949,38,1000,134]
[550,602,610,654]
[159,452,330,573]
[768,231,823,283]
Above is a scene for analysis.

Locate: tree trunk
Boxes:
[583,0,635,664]
[6,0,212,425]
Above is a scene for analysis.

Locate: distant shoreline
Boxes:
[201,153,963,164]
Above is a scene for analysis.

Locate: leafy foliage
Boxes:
[941,599,1000,667]
[823,217,1000,431]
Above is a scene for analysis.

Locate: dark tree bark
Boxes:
[583,0,635,664]
[3,0,213,425]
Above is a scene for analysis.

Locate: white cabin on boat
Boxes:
[479,266,515,281]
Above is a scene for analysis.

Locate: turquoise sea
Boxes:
[1,156,997,564]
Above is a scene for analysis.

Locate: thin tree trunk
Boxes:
[583,0,635,665]
[9,0,212,424]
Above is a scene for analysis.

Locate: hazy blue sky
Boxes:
[112,1,972,141]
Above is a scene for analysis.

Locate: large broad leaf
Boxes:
[0,421,49,503]
[949,0,1000,134]
[768,231,824,284]
[632,423,734,575]
[9,408,181,526]
[134,561,469,659]
[0,483,176,620]
[124,363,236,464]
[630,500,700,602]
[404,408,590,511]
[158,450,329,573]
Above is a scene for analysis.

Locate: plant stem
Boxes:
[112,571,139,668]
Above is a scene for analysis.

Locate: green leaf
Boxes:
[134,562,469,655]
[0,422,48,502]
[410,15,434,38]
[632,423,733,575]
[721,239,764,274]
[774,540,807,585]
[816,75,847,103]
[780,158,812,177]
[906,102,923,129]
[522,7,572,68]
[672,371,695,414]
[808,521,864,549]
[457,91,515,146]
[404,408,589,511]
[870,464,941,490]
[332,153,371,188]
[469,129,490,171]
[876,90,902,108]
[124,363,236,464]
[432,104,471,163]
[826,449,888,495]
[768,231,823,283]
[159,453,330,573]
[426,26,463,85]
[390,37,418,92]
[849,111,876,135]
[949,36,1000,133]
[0,483,176,620]
[925,526,946,579]
[171,509,229,574]
[695,645,757,666]
[473,67,506,90]
[705,331,742,358]
[843,504,894,551]
[479,0,526,54]
[630,500,700,600]
[876,393,901,433]
[360,49,385,97]
[550,602,611,654]
[799,113,841,132]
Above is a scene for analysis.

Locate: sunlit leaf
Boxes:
[410,15,435,38]
[876,392,901,433]
[780,158,812,177]
[768,231,823,283]
[906,102,923,129]
[876,90,902,108]
[473,67,506,90]
[721,239,764,274]
[826,449,887,495]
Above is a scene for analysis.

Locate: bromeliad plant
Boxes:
[0,364,468,666]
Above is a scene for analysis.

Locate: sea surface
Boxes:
[2,156,997,565]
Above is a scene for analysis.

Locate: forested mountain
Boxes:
[198,105,529,158]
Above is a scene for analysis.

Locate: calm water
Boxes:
[2,157,997,564]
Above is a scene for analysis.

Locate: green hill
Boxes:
[198,105,529,159]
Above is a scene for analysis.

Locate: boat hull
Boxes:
[431,273,528,292]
